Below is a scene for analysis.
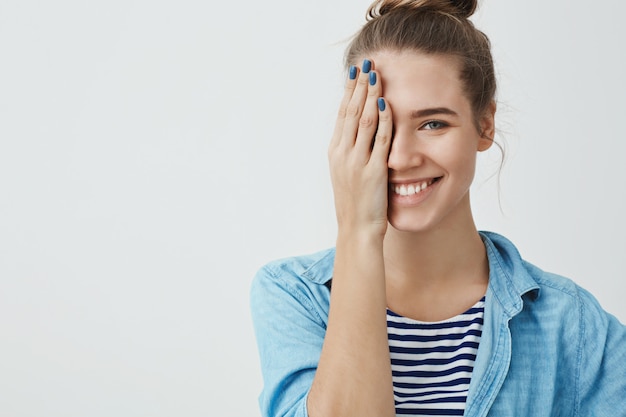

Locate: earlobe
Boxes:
[478,135,493,152]
[477,101,496,152]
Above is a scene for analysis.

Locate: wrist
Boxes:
[336,225,385,247]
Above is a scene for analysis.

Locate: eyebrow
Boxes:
[410,107,459,119]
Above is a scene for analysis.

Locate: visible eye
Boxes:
[421,120,448,130]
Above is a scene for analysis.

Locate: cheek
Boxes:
[458,148,478,183]
[434,139,478,179]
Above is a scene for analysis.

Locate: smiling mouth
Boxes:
[391,177,442,196]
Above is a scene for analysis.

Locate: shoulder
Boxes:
[481,231,620,326]
[522,261,579,298]
[482,230,578,294]
[250,247,335,324]
[483,233,626,410]
[252,247,335,291]
[250,250,336,417]
[481,231,596,312]
[256,247,335,281]
[524,260,616,330]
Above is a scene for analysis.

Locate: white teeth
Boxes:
[394,179,435,196]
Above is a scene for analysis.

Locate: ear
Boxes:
[477,100,496,152]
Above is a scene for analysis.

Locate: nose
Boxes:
[387,128,424,172]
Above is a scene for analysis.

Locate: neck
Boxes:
[383,204,487,290]
[382,195,489,322]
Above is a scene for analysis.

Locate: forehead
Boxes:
[369,50,468,113]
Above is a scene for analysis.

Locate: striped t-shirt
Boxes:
[387,297,485,416]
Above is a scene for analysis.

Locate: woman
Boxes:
[250,0,626,416]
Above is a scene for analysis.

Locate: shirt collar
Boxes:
[301,248,335,284]
[298,231,541,315]
[481,231,540,317]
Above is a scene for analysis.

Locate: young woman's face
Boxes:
[370,50,494,233]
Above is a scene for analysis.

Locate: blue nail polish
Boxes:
[378,97,386,111]
[369,71,377,86]
[362,59,372,74]
[349,65,357,80]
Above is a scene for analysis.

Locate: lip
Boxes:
[388,176,442,206]
[389,177,438,185]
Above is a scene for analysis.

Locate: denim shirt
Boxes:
[250,232,626,416]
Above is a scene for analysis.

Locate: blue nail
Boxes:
[369,71,377,86]
[378,97,386,111]
[362,59,372,74]
[349,65,357,80]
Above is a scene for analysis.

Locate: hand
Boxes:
[328,59,393,237]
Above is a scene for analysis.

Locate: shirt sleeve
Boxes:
[576,286,626,415]
[250,263,327,417]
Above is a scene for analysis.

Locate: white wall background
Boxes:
[1,0,624,415]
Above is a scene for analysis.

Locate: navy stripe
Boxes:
[395,388,467,397]
[388,297,485,416]
[389,340,479,355]
[388,328,482,342]
[387,317,484,330]
[394,389,468,399]
[393,377,472,390]
[396,408,464,415]
[391,353,477,366]
[398,396,467,405]
[392,365,474,379]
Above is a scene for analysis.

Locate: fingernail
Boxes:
[349,65,357,80]
[369,71,377,86]
[362,59,372,74]
[378,97,386,111]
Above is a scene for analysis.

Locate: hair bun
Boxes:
[451,0,477,18]
[368,0,478,20]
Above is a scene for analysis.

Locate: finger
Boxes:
[339,59,373,150]
[329,65,359,151]
[370,97,393,164]
[354,69,382,155]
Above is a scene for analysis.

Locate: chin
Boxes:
[387,191,472,235]
[387,211,438,234]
